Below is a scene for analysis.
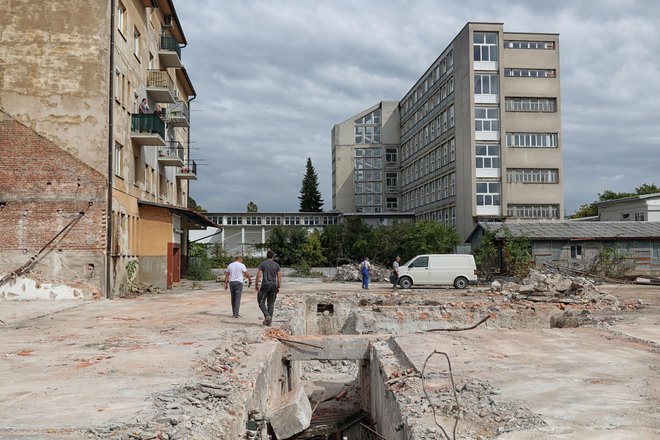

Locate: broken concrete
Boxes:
[269,385,312,439]
[0,277,658,439]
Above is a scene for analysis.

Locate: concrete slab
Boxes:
[394,326,659,438]
[269,385,312,439]
[0,288,267,434]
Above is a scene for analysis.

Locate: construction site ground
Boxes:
[0,272,658,439]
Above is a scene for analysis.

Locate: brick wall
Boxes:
[0,113,108,297]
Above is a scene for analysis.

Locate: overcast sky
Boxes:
[176,0,660,216]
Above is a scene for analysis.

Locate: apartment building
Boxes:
[0,0,216,299]
[332,22,563,240]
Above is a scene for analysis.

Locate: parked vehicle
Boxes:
[397,254,478,289]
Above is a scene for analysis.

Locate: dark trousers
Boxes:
[257,282,277,318]
[229,281,243,316]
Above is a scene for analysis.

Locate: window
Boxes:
[504,68,556,78]
[284,216,300,225]
[505,97,556,112]
[474,74,499,94]
[473,32,498,62]
[450,173,456,196]
[114,67,121,102]
[653,243,660,259]
[265,216,281,225]
[386,197,398,210]
[506,132,558,148]
[571,245,582,259]
[476,145,500,169]
[507,169,559,183]
[475,107,499,131]
[227,216,243,225]
[476,182,501,206]
[117,2,126,35]
[114,142,123,177]
[246,216,261,225]
[386,173,398,189]
[507,204,560,219]
[355,109,382,144]
[410,256,429,268]
[386,148,397,163]
[635,212,646,221]
[133,27,141,60]
[448,105,455,128]
[449,138,455,162]
[505,40,555,50]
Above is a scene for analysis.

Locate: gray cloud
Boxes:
[176,0,660,215]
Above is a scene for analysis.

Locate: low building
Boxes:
[597,193,660,222]
[468,221,660,277]
[203,211,414,256]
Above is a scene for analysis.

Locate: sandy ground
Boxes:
[0,277,658,439]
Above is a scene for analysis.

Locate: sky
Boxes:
[175,0,660,216]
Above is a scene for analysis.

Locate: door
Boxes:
[407,256,430,285]
[167,243,181,289]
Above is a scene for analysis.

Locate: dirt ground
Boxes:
[0,275,658,439]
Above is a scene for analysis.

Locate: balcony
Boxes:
[159,34,182,68]
[146,69,176,103]
[176,160,197,180]
[130,113,165,146]
[157,142,185,166]
[167,101,189,127]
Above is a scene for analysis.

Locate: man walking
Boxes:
[255,251,281,326]
[224,255,251,318]
[391,256,401,288]
[360,257,371,290]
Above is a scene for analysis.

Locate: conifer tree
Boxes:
[298,157,324,212]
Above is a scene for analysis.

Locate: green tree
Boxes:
[246,201,258,212]
[188,196,206,212]
[474,230,500,279]
[571,182,658,218]
[302,230,327,266]
[298,157,324,212]
[264,226,308,266]
[502,229,533,278]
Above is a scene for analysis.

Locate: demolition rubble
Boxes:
[0,269,657,440]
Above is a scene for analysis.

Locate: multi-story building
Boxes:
[0,0,216,299]
[332,22,563,239]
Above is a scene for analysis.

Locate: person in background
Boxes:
[360,257,371,290]
[224,255,251,318]
[139,98,150,114]
[391,256,401,288]
[255,251,281,326]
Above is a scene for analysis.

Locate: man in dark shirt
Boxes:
[255,250,282,326]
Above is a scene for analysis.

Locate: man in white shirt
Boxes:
[224,255,252,318]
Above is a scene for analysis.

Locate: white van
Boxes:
[397,254,478,289]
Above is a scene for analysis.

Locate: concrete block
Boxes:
[269,385,312,439]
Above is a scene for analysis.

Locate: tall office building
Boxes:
[332,22,562,239]
[0,0,216,298]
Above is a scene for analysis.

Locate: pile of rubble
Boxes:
[490,270,599,303]
[333,264,391,282]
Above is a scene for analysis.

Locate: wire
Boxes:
[422,350,459,440]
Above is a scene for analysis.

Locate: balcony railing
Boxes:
[131,113,165,137]
[168,100,189,127]
[157,142,185,166]
[159,34,182,68]
[146,69,176,103]
[176,160,197,180]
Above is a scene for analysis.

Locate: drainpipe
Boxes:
[184,93,196,274]
[106,0,116,299]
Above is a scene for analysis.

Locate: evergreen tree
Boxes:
[298,157,324,212]
[246,201,258,212]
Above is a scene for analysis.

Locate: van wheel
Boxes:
[454,277,468,289]
[399,277,413,289]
